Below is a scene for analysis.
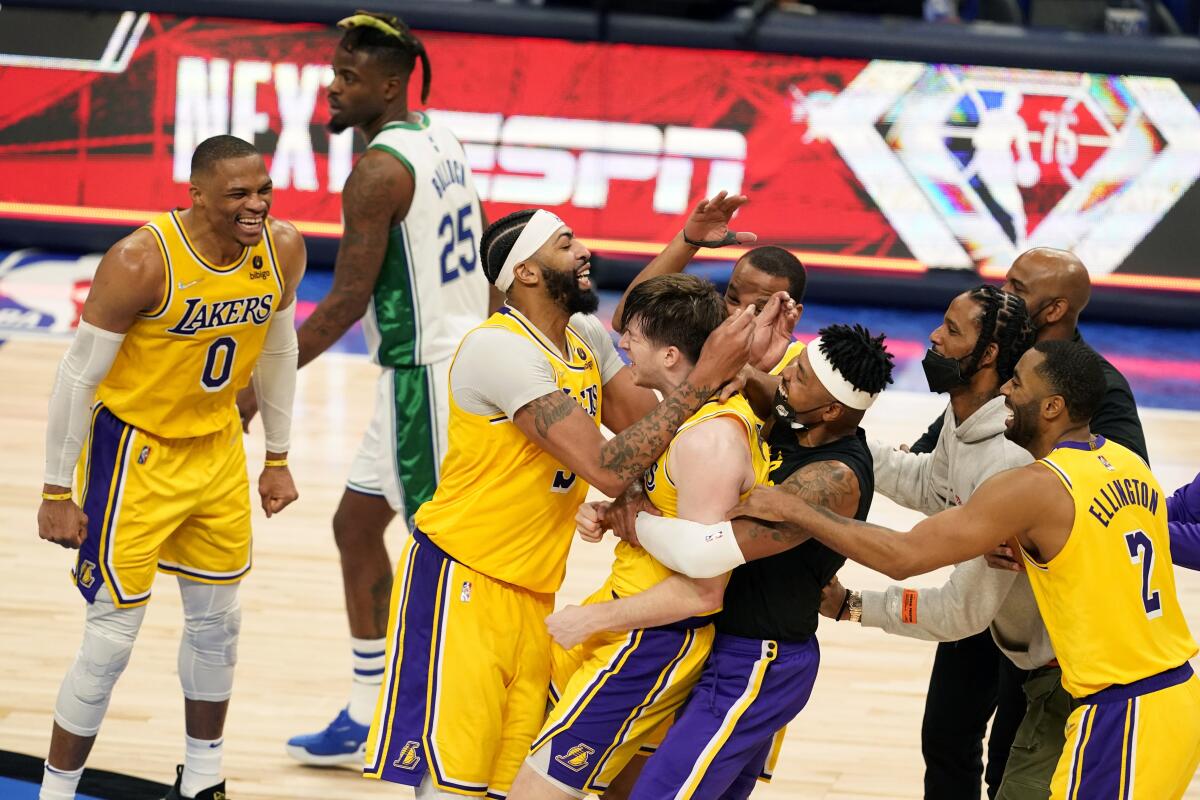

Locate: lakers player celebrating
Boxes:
[509,275,773,799]
[34,135,304,800]
[735,340,1200,799]
[364,209,761,797]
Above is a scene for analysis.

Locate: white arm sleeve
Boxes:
[634,513,746,579]
[570,313,625,384]
[44,321,125,486]
[451,328,560,418]
[251,301,298,454]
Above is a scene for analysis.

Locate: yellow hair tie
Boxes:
[337,11,403,39]
[264,459,288,468]
[42,491,73,502]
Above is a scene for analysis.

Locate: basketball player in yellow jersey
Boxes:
[734,339,1200,799]
[507,275,773,799]
[35,135,306,800]
[364,208,773,798]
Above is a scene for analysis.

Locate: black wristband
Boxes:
[835,587,852,621]
[682,230,740,248]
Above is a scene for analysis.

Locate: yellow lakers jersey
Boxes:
[1022,437,1198,697]
[609,394,772,599]
[96,210,283,439]
[770,339,806,376]
[414,308,603,594]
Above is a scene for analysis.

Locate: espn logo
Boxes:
[434,111,746,215]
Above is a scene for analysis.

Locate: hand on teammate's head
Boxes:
[693,305,758,387]
[750,291,798,372]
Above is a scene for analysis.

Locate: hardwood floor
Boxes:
[2,340,1197,798]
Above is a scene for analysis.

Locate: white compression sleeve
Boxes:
[634,512,746,579]
[44,321,125,487]
[251,301,298,454]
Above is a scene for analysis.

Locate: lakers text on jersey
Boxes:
[74,211,283,607]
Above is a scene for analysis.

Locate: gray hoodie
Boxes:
[859,395,1055,670]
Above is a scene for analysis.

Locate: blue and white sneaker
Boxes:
[285,707,369,766]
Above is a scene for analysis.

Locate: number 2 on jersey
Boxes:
[1125,529,1163,619]
[439,204,477,284]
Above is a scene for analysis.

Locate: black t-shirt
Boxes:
[716,423,875,642]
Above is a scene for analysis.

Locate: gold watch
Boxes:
[847,590,863,623]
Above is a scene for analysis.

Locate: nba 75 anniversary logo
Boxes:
[791,62,1200,275]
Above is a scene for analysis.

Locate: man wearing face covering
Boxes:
[823,285,1049,800]
[899,250,1149,800]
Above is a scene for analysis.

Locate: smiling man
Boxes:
[362,209,760,798]
[734,340,1200,799]
[36,134,306,800]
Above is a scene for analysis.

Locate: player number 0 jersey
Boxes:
[96,210,282,439]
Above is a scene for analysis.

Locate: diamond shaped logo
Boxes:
[799,62,1200,275]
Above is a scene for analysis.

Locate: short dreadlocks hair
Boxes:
[817,323,895,397]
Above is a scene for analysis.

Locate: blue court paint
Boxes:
[0,776,104,799]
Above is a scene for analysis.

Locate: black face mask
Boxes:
[1026,299,1054,332]
[922,348,975,394]
[772,385,832,430]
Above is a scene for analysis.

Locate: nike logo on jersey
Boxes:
[177,279,203,290]
[166,294,274,335]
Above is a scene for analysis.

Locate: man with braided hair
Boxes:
[251,11,499,765]
[363,208,769,797]
[821,285,1057,800]
[564,324,894,799]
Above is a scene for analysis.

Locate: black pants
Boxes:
[921,631,1031,799]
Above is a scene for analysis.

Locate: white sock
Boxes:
[40,762,83,800]
[181,735,222,798]
[347,636,386,726]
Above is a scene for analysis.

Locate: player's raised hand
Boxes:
[545,604,601,650]
[576,501,611,543]
[693,305,757,387]
[258,463,299,518]
[236,385,259,433]
[38,496,88,549]
[682,191,758,248]
[750,290,799,372]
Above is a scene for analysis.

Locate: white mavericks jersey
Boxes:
[364,113,488,367]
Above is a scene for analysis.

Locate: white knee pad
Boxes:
[54,596,146,737]
[178,579,241,702]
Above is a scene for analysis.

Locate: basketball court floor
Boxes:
[1,255,1197,798]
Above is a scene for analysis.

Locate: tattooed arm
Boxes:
[630,457,861,578]
[731,459,861,561]
[296,150,413,367]
[730,465,1063,580]
[512,307,757,497]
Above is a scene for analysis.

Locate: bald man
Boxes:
[904,248,1148,799]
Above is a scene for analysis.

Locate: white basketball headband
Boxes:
[494,209,566,292]
[806,336,878,411]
